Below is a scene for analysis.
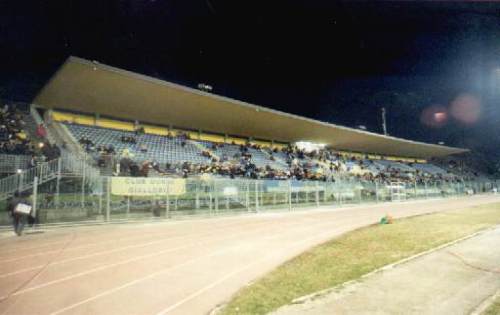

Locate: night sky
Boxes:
[1,1,500,160]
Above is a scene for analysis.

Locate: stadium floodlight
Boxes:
[197,83,213,92]
[295,141,326,153]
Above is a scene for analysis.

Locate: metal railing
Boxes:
[0,158,60,201]
[0,149,102,202]
[0,154,32,173]
[0,174,494,227]
[60,149,102,190]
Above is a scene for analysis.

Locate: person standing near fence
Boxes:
[7,191,31,236]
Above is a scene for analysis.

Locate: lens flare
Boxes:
[450,94,481,125]
[420,105,448,128]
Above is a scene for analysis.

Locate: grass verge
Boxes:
[219,202,500,315]
[483,294,500,315]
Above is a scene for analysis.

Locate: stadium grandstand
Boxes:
[0,56,496,226]
[4,3,500,315]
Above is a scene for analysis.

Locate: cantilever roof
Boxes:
[33,56,468,158]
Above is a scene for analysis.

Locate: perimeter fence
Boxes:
[1,173,497,227]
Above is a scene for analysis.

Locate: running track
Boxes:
[0,195,499,315]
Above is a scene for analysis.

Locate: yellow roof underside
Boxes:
[33,56,468,159]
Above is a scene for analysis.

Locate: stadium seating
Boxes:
[64,123,293,172]
[412,163,447,175]
[200,141,240,162]
[64,123,210,165]
[362,159,383,174]
[55,114,478,183]
[374,160,415,172]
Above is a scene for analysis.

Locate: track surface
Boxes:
[0,195,499,315]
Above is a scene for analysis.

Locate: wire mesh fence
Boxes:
[0,154,31,174]
[1,173,497,227]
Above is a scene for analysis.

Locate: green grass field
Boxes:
[483,294,500,315]
[220,203,500,315]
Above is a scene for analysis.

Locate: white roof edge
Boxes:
[63,56,469,155]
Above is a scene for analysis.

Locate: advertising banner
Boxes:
[111,177,186,196]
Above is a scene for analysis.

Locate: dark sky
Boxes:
[1,0,500,155]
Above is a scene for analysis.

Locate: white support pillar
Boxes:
[246,181,250,211]
[32,176,38,221]
[165,182,170,218]
[255,180,259,212]
[106,177,111,222]
[55,158,61,210]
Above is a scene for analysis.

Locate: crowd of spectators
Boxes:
[121,135,136,144]
[0,104,34,155]
[75,131,478,185]
[39,141,61,161]
[0,104,62,171]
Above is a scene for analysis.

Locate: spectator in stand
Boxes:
[152,161,163,174]
[0,125,8,141]
[134,120,145,135]
[36,123,47,139]
[130,162,141,177]
[140,161,151,177]
[121,136,137,144]
[119,156,132,176]
[41,142,61,160]
[107,145,115,154]
[78,136,95,152]
[27,155,36,168]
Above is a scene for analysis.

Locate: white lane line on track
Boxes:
[0,234,206,278]
[0,195,451,257]
[0,195,491,270]
[48,246,236,315]
[0,228,147,256]
[0,214,326,301]
[0,218,265,264]
[1,202,368,270]
[45,216,364,315]
[0,213,271,258]
[0,239,71,257]
[0,217,299,278]
[47,219,339,315]
[0,211,288,266]
[154,226,361,315]
[50,217,348,315]
[0,238,228,301]
[0,194,488,262]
